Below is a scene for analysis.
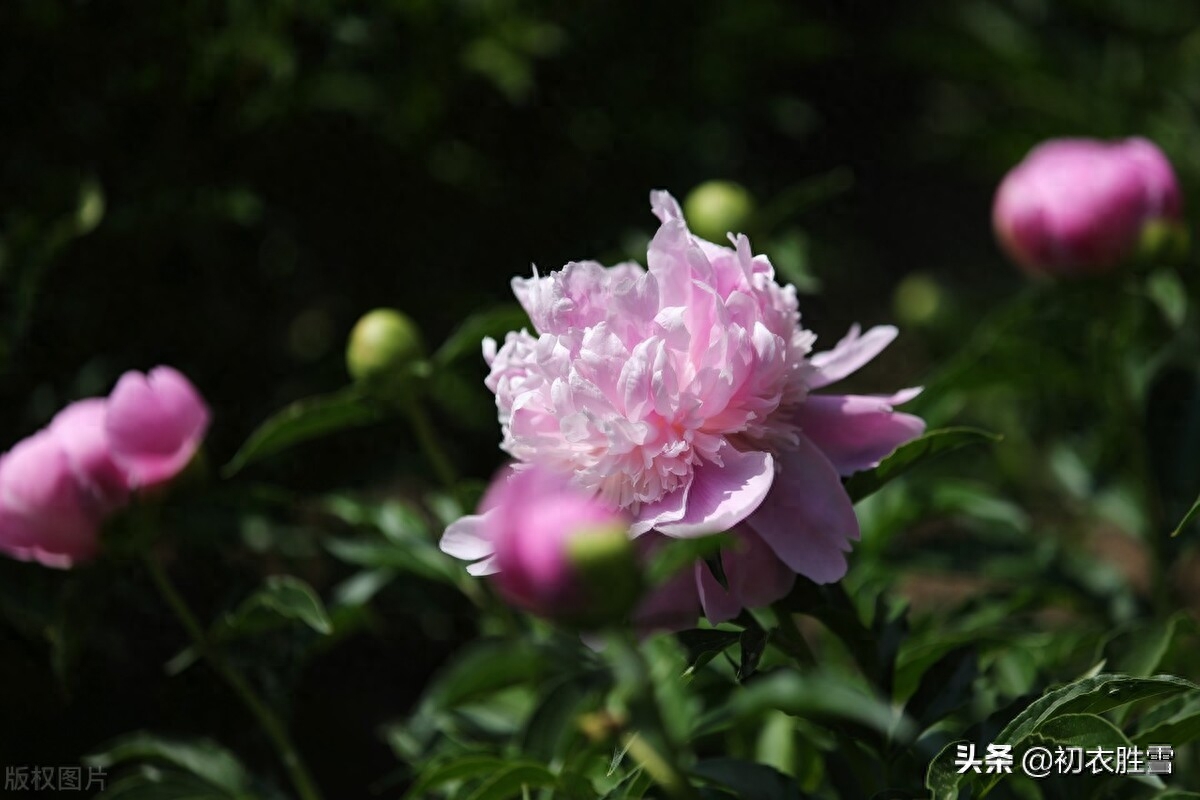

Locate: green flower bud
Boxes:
[346,308,424,386]
[684,180,755,242]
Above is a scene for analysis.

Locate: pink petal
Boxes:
[440,512,496,561]
[747,435,860,584]
[724,527,796,608]
[792,390,926,476]
[106,367,210,488]
[695,561,742,623]
[630,484,689,536]
[49,398,130,511]
[0,434,102,568]
[807,325,898,389]
[655,446,774,538]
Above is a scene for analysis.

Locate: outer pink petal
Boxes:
[695,561,741,623]
[106,367,210,488]
[655,446,774,538]
[634,570,700,635]
[630,483,689,536]
[747,435,859,584]
[0,435,102,568]
[440,511,496,561]
[724,527,796,608]
[49,398,130,510]
[806,325,898,389]
[792,390,926,476]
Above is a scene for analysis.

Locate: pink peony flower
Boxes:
[993,137,1182,276]
[0,431,105,568]
[0,367,210,568]
[447,464,638,624]
[441,191,923,627]
[106,366,211,489]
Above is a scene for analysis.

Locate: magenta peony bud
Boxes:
[105,366,210,490]
[0,431,104,568]
[0,366,210,568]
[472,465,640,627]
[993,137,1183,277]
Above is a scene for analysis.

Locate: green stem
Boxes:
[145,553,325,800]
[404,397,458,489]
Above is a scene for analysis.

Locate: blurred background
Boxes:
[4,0,1200,797]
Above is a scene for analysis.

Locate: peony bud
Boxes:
[106,367,211,490]
[479,465,640,627]
[683,180,755,242]
[993,137,1184,277]
[0,431,104,568]
[0,366,210,568]
[346,308,424,386]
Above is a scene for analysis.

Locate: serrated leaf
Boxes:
[86,735,252,796]
[433,305,531,367]
[222,388,385,477]
[843,428,1001,503]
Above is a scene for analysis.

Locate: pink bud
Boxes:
[993,137,1183,276]
[0,431,103,568]
[105,366,210,489]
[480,465,638,626]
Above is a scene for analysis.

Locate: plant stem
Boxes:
[145,553,325,800]
[404,397,458,489]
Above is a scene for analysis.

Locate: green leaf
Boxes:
[993,673,1196,749]
[677,628,743,674]
[726,670,911,741]
[221,575,333,636]
[222,387,386,477]
[97,769,237,799]
[461,763,567,800]
[645,535,733,585]
[1135,691,1200,748]
[692,758,806,800]
[433,305,531,367]
[1099,613,1184,677]
[1147,268,1188,329]
[843,427,1002,503]
[86,734,252,796]
[903,645,978,732]
[402,756,516,799]
[1029,714,1164,790]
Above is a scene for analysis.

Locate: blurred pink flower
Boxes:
[447,465,637,623]
[442,191,923,627]
[993,137,1182,276]
[107,367,210,489]
[0,366,210,568]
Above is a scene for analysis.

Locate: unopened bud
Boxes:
[993,137,1183,278]
[684,180,755,241]
[346,308,424,386]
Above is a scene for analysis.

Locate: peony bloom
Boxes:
[993,137,1183,276]
[106,366,211,489]
[441,191,923,628]
[0,367,210,568]
[446,464,639,625]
